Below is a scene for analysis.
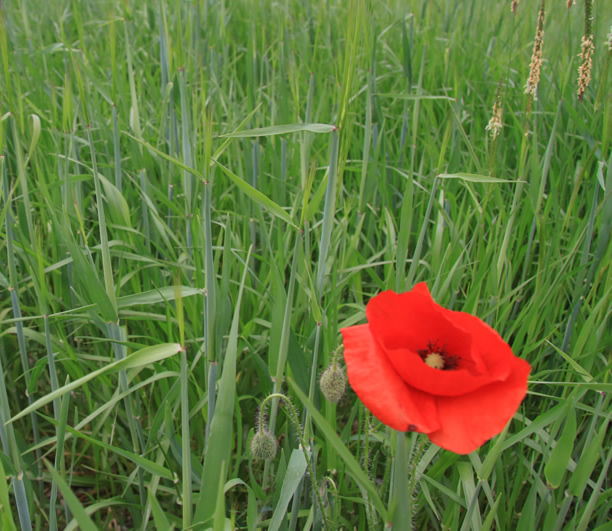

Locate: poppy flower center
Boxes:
[418,340,459,371]
[424,352,445,369]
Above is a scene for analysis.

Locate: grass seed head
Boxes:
[525,1,545,100]
[577,34,595,101]
[486,80,504,141]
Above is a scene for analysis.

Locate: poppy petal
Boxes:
[341,324,441,434]
[383,346,505,396]
[367,288,503,396]
[443,309,515,381]
[366,290,469,354]
[428,357,531,454]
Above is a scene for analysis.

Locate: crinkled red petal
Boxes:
[367,284,504,396]
[428,356,531,454]
[366,287,473,360]
[341,323,440,434]
[440,309,514,382]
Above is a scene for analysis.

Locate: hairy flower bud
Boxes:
[250,430,278,460]
[320,365,347,404]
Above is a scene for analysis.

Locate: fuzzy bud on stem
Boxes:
[320,346,347,404]
[250,429,278,460]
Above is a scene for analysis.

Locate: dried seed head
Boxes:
[511,0,520,14]
[577,35,595,101]
[525,1,545,100]
[567,0,574,9]
[250,430,278,460]
[320,365,347,404]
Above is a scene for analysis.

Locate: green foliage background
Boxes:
[0,0,610,529]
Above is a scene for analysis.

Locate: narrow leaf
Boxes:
[269,449,307,531]
[438,173,525,184]
[221,123,336,138]
[45,460,97,529]
[569,418,609,498]
[545,406,577,488]
[117,286,202,308]
[193,247,252,525]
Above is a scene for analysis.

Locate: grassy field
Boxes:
[0,0,610,529]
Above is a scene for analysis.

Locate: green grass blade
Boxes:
[390,432,412,529]
[221,123,336,138]
[44,460,97,529]
[315,129,339,294]
[124,132,206,182]
[288,378,388,523]
[544,405,576,489]
[193,246,252,525]
[116,286,202,308]
[57,422,173,481]
[269,449,308,531]
[438,173,525,184]
[148,488,173,530]
[568,417,610,498]
[0,457,17,530]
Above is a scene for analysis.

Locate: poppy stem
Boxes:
[361,410,378,528]
[390,430,413,529]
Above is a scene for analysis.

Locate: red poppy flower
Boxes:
[340,283,531,454]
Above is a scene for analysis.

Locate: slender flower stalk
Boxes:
[525,0,546,100]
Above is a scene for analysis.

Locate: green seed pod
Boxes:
[250,430,278,460]
[320,365,347,404]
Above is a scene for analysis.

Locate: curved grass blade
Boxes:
[7,343,182,424]
[124,132,206,182]
[213,160,297,228]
